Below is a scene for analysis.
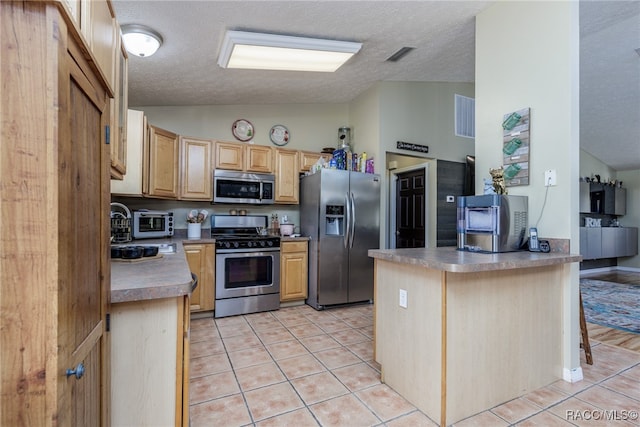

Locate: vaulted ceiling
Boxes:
[112,0,640,171]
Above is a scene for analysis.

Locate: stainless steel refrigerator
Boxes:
[300,169,381,309]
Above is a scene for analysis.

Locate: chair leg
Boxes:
[579,290,593,365]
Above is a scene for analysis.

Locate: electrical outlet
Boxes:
[544,169,557,186]
[399,289,408,308]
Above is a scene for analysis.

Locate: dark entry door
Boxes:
[396,168,426,248]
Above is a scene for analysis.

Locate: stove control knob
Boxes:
[233,242,239,249]
[259,241,266,247]
[224,242,231,249]
[247,241,253,248]
[267,240,273,247]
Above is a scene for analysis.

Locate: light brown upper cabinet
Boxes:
[110,33,128,179]
[299,151,332,173]
[275,148,299,204]
[215,140,274,173]
[179,136,213,201]
[145,125,179,199]
[111,109,145,196]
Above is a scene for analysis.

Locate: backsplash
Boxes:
[111,197,300,230]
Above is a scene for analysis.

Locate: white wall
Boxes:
[476,1,581,380]
[618,169,640,269]
[580,149,618,182]
[137,103,349,152]
[379,82,475,163]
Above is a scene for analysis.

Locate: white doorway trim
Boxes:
[388,162,430,249]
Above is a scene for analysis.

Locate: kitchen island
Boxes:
[110,239,195,427]
[368,247,582,426]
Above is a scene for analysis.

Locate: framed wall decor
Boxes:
[502,107,530,187]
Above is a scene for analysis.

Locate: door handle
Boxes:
[349,192,356,248]
[66,362,85,380]
[344,194,350,249]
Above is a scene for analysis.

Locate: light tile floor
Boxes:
[190,304,640,426]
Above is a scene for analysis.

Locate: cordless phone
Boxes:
[529,227,540,252]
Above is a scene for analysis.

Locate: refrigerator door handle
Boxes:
[344,193,350,249]
[349,192,356,248]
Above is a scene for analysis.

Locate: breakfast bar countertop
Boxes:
[368,246,582,273]
[111,238,195,304]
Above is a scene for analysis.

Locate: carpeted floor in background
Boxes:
[580,279,640,334]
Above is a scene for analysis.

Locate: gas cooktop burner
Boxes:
[210,214,278,250]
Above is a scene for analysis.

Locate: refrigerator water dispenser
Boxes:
[325,205,344,236]
[325,217,344,236]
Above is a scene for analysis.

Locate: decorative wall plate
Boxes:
[269,124,290,146]
[232,119,254,141]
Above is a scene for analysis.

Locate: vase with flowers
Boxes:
[187,209,208,239]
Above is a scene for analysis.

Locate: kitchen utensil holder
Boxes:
[187,223,202,240]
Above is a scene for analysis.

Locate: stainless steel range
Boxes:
[211,215,280,318]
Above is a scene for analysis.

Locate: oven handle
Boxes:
[216,247,280,254]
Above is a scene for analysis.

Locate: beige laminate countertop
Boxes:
[111,237,205,303]
[368,246,582,273]
[111,235,311,303]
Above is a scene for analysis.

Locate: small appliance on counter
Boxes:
[457,195,528,253]
[110,202,132,243]
[132,209,174,239]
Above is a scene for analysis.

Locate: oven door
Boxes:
[215,249,280,299]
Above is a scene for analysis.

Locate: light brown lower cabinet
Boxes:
[184,243,215,312]
[110,294,190,427]
[280,240,309,301]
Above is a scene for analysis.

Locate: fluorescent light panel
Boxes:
[218,31,362,72]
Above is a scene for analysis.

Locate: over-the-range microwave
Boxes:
[213,170,275,205]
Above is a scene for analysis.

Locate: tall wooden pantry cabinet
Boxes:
[1,2,112,425]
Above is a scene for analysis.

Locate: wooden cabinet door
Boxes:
[147,125,179,198]
[275,148,299,204]
[62,20,111,426]
[2,5,110,424]
[111,109,144,195]
[179,137,213,200]
[300,151,331,172]
[246,145,274,173]
[184,243,215,312]
[110,35,128,179]
[215,141,244,170]
[280,241,308,301]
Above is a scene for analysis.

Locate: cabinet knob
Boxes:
[66,362,85,380]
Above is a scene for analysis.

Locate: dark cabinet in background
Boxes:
[580,181,626,215]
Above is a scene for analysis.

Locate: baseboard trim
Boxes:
[563,367,584,383]
[580,265,640,277]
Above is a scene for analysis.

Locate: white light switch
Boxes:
[399,289,408,308]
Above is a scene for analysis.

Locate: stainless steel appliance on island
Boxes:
[300,169,381,310]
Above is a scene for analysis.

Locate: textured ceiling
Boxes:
[111,0,640,171]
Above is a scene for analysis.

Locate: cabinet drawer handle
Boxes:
[66,362,85,380]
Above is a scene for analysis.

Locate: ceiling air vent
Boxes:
[455,94,475,139]
[386,47,415,62]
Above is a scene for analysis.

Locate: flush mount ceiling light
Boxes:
[121,24,163,57]
[217,30,362,72]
